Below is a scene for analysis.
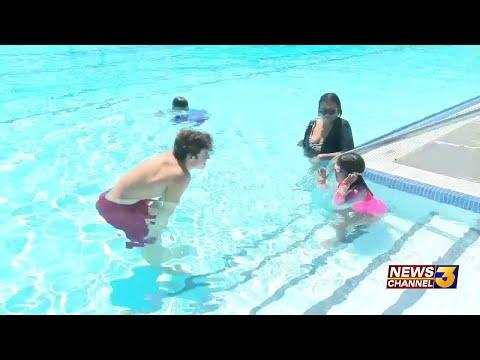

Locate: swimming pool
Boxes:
[1,45,480,314]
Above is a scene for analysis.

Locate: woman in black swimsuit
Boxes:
[299,93,354,162]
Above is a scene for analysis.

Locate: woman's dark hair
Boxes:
[318,93,342,116]
[173,129,213,161]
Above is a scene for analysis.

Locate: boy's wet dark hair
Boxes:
[172,96,189,110]
[173,129,213,161]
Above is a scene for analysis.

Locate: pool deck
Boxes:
[362,105,480,198]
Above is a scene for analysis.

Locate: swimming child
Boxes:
[170,97,209,126]
[154,96,209,126]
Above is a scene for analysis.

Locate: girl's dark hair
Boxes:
[318,93,342,116]
[337,152,365,173]
[173,129,213,161]
[337,152,372,193]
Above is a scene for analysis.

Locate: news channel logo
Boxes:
[387,265,459,289]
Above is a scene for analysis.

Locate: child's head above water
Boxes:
[334,152,365,183]
[336,152,365,173]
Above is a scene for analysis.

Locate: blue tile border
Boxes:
[364,168,480,213]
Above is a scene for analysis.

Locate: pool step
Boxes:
[255,213,435,315]
[306,213,461,315]
[204,212,419,315]
[396,221,480,315]
[164,211,321,297]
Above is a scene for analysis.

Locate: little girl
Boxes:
[317,152,387,242]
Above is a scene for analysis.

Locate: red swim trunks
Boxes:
[96,191,157,249]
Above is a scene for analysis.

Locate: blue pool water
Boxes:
[1,45,480,314]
